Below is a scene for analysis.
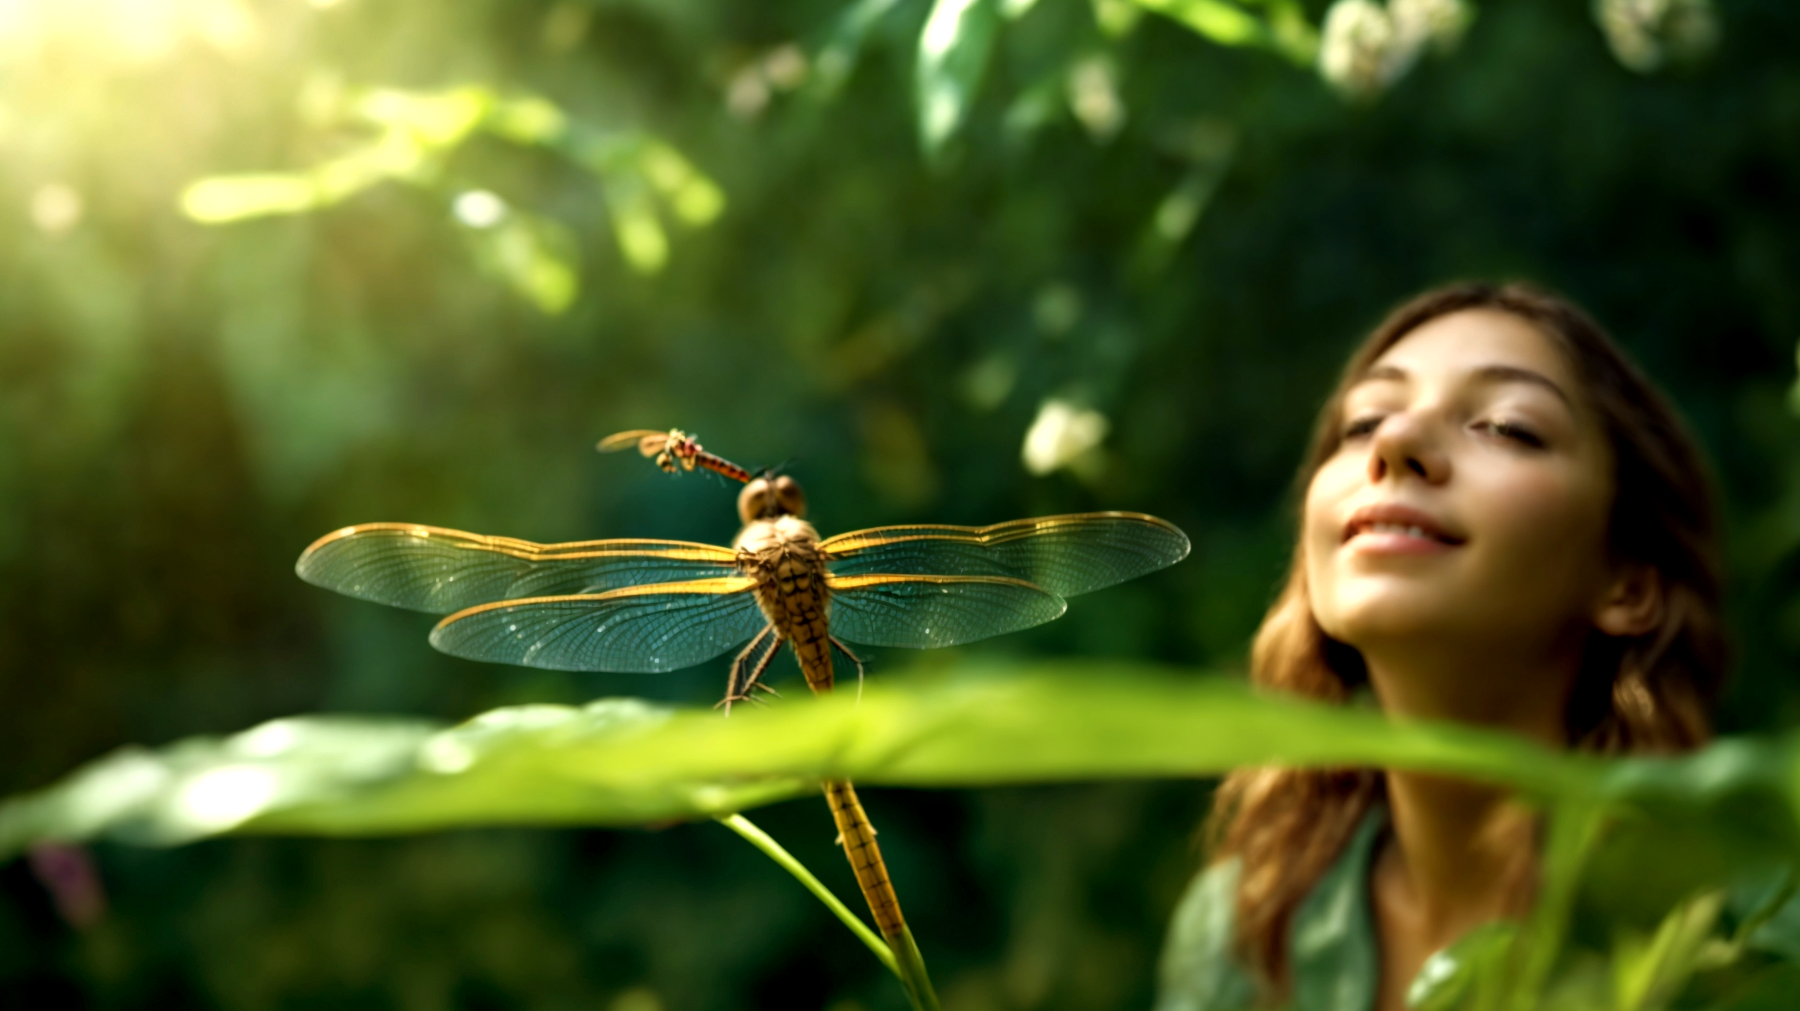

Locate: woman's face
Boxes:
[1304,309,1617,658]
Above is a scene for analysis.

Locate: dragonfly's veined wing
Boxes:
[820,512,1189,598]
[429,577,766,672]
[824,573,1066,648]
[296,523,740,614]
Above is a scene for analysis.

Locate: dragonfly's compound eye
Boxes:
[738,479,774,523]
[773,476,807,518]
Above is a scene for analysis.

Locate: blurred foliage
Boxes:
[2,0,1799,1007]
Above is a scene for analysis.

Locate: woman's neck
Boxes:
[1360,642,1570,1010]
[1378,770,1535,940]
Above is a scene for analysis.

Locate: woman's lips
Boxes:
[1343,504,1464,554]
[1347,526,1458,555]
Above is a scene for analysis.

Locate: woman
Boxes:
[1156,283,1727,1011]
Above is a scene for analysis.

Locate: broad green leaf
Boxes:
[0,666,1585,860]
[916,0,1001,157]
[0,701,808,859]
[6,664,1800,884]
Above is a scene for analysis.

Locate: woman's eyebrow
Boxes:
[1469,364,1573,407]
[1350,363,1572,407]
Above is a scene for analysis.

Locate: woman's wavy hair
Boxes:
[1208,282,1728,995]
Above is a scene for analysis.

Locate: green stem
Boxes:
[889,925,942,1011]
[715,814,899,978]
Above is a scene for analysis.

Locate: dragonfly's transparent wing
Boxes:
[429,577,766,672]
[297,523,740,614]
[825,573,1065,648]
[821,512,1189,598]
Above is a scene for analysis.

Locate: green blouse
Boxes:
[1154,807,1388,1011]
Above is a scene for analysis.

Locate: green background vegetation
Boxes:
[2,0,1798,1007]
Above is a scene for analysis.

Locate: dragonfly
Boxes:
[295,428,1189,946]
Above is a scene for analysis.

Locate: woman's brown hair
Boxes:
[1208,282,1728,995]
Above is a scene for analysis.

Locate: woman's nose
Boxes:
[1366,412,1451,485]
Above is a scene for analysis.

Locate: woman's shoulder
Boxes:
[1156,807,1388,1011]
[1155,857,1261,1011]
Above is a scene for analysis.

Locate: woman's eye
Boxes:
[1342,415,1383,440]
[1477,419,1544,447]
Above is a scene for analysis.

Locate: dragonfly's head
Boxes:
[738,475,807,523]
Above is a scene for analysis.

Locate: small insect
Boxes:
[595,428,753,483]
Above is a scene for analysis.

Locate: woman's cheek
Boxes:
[1301,462,1356,625]
[1469,463,1609,594]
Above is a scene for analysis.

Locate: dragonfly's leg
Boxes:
[718,625,775,713]
[830,637,866,703]
[737,632,783,700]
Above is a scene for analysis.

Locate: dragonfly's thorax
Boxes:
[731,515,819,555]
[734,516,834,692]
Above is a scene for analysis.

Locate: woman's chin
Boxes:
[1318,593,1471,645]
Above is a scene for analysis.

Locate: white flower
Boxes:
[1022,399,1109,476]
[1595,0,1718,73]
[1319,0,1395,100]
[452,189,506,229]
[1318,0,1472,100]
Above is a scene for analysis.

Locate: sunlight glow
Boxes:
[0,0,260,63]
[174,766,278,832]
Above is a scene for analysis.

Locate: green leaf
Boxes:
[916,0,1002,157]
[1407,922,1517,1011]
[603,174,671,275]
[464,210,582,314]
[1123,0,1316,64]
[0,701,809,858]
[813,0,908,99]
[637,142,726,227]
[483,94,569,146]
[181,173,324,222]
[1610,891,1728,1011]
[8,663,1800,883]
[0,666,1585,859]
[177,87,722,296]
[355,86,490,149]
[1127,0,1270,47]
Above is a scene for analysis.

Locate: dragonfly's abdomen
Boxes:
[825,778,905,938]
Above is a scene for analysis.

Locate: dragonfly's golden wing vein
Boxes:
[296,522,740,614]
[820,511,1189,599]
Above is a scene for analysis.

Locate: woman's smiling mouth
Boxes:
[1343,503,1465,553]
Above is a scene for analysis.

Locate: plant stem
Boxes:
[889,925,942,1011]
[715,814,898,977]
